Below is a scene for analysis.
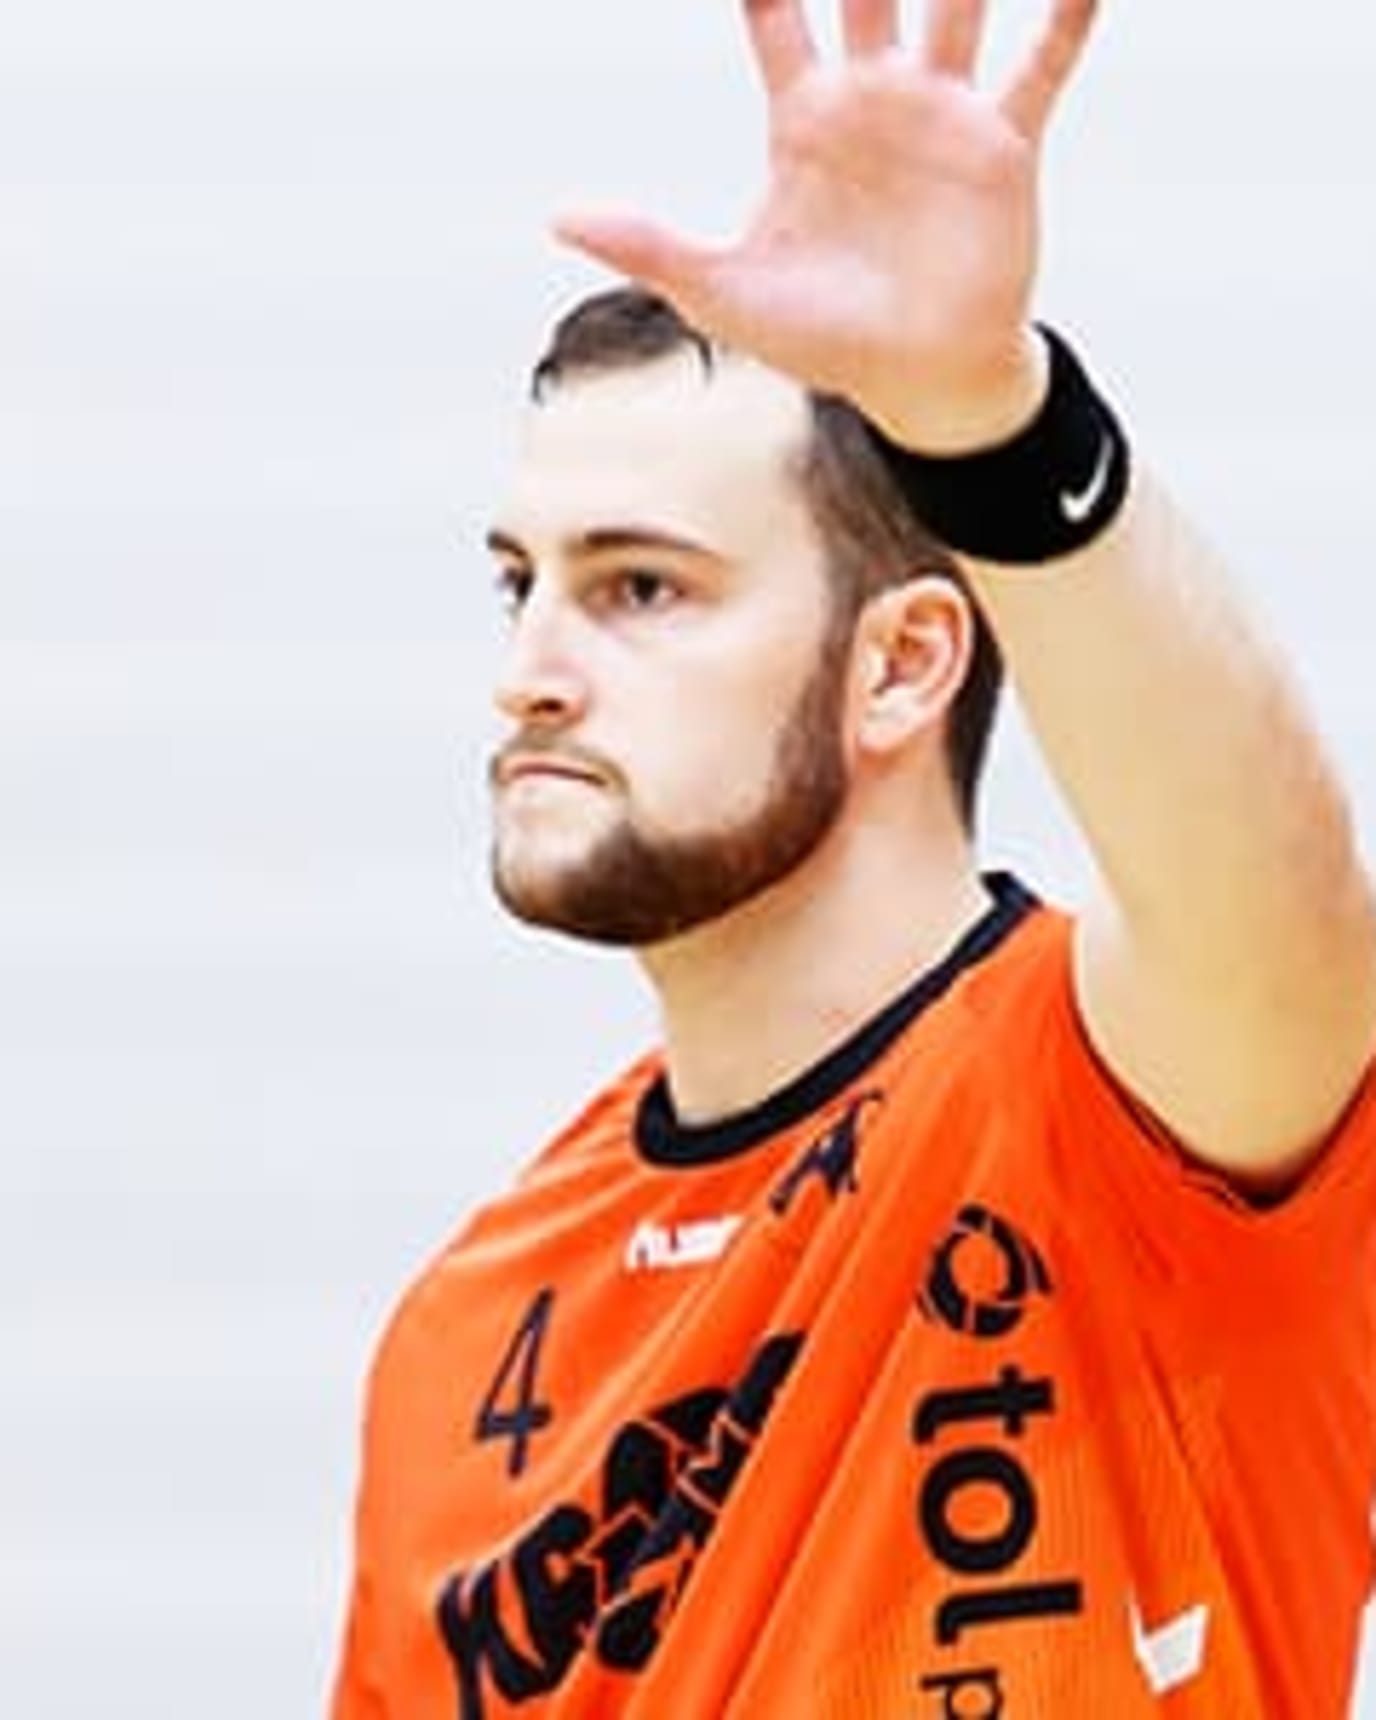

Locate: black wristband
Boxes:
[868,326,1131,565]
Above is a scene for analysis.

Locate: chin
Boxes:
[490,848,592,928]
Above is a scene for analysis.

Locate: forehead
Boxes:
[495,352,819,560]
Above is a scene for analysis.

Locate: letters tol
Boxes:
[913,1206,1084,1699]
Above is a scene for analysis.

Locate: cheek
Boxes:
[621,681,788,828]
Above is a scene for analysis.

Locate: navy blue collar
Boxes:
[635,872,1041,1168]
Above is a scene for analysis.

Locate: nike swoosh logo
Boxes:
[1130,1597,1210,1696]
[1059,433,1115,525]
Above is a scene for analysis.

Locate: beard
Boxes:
[489,628,852,948]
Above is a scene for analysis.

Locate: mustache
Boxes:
[488,734,619,788]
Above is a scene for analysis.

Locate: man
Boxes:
[331,1,1376,1714]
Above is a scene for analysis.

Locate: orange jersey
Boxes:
[332,878,1376,1717]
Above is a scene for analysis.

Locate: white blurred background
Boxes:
[3,1,1376,1712]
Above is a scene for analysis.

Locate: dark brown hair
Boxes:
[530,287,1003,830]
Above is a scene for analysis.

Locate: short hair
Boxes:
[530,287,1003,831]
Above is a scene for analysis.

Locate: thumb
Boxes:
[552,208,723,307]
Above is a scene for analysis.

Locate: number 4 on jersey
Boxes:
[475,1288,556,1479]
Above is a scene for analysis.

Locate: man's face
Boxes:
[485,351,855,948]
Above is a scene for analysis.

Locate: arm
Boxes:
[555,0,1376,1183]
[972,460,1376,1185]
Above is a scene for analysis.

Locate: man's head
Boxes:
[486,286,1003,948]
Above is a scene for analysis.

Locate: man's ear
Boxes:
[852,576,975,757]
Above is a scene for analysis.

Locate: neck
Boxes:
[638,812,990,1126]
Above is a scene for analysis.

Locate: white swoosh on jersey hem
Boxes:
[1130,1597,1211,1696]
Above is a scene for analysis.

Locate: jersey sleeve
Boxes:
[328,1351,400,1720]
[329,1575,386,1720]
[1033,916,1376,1288]
[329,1583,387,1720]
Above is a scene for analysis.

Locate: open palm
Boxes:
[557,0,1098,444]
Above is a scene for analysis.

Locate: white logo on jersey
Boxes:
[1130,1596,1210,1696]
[624,1216,743,1273]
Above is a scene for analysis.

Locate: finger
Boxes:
[999,0,1098,139]
[552,210,724,314]
[742,0,818,96]
[842,0,901,56]
[922,0,987,80]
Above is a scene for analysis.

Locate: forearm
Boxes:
[968,465,1367,970]
[967,459,1376,1171]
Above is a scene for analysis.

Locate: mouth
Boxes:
[492,754,606,790]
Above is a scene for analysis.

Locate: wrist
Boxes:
[869,328,1051,457]
[866,326,1132,566]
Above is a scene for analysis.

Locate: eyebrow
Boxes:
[484,525,720,564]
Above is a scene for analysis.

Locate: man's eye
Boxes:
[495,566,533,615]
[609,570,678,611]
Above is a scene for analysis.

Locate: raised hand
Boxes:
[555,0,1098,450]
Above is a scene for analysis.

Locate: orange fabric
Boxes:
[331,903,1376,1717]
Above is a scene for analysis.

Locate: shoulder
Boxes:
[361,1051,661,1391]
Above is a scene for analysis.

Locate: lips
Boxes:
[492,752,606,789]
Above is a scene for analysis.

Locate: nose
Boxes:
[492,586,590,729]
